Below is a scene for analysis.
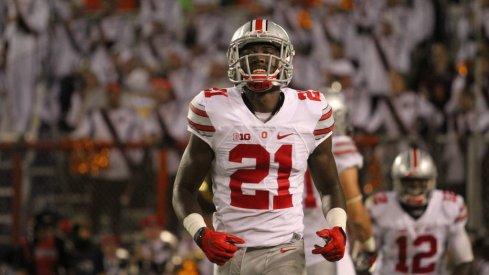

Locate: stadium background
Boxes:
[0,0,488,273]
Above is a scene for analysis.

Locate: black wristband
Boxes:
[194,227,206,247]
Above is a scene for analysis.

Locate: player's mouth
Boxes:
[252,69,267,74]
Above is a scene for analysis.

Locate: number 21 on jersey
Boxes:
[229,144,293,210]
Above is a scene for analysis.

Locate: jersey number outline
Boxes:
[229,144,293,209]
[395,235,437,273]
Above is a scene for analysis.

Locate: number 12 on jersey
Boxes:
[229,144,293,210]
[396,235,437,273]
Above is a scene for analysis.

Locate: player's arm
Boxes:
[172,133,214,221]
[173,91,217,233]
[173,134,244,266]
[348,186,377,272]
[308,136,346,215]
[447,202,473,275]
[308,136,347,262]
[448,227,473,275]
[173,105,247,267]
[341,167,373,242]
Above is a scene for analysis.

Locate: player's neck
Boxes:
[400,202,428,220]
[242,87,283,114]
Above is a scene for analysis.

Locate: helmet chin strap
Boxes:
[240,66,281,92]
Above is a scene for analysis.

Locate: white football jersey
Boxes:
[187,87,334,247]
[366,190,470,275]
[303,135,363,272]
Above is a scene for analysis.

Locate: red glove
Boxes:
[195,228,245,265]
[312,226,347,262]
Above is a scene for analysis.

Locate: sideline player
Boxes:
[366,148,473,275]
[303,90,376,275]
[172,19,347,275]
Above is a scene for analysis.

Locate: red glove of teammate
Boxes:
[194,227,245,265]
[312,226,347,262]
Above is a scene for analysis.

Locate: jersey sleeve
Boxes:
[443,192,468,229]
[446,195,474,264]
[332,135,363,173]
[447,224,474,264]
[438,192,473,264]
[313,96,334,147]
[365,192,389,248]
[187,91,215,146]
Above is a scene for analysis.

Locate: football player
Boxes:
[303,90,376,275]
[172,19,347,274]
[366,148,474,275]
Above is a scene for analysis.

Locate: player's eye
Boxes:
[264,48,279,54]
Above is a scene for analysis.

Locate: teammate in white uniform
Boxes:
[304,90,376,275]
[366,148,474,275]
[172,19,348,275]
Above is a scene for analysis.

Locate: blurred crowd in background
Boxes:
[1,0,489,274]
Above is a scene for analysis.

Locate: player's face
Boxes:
[400,178,429,196]
[239,43,281,74]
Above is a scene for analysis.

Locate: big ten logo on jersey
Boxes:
[232,131,269,141]
[233,132,251,141]
[297,90,321,101]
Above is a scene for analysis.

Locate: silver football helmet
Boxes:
[322,88,348,135]
[391,148,437,207]
[227,19,295,92]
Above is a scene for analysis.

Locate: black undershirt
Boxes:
[400,202,428,220]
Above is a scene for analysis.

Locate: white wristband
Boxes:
[326,207,347,230]
[183,213,207,237]
[346,194,363,205]
[363,236,376,252]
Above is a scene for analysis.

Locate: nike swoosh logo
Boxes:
[280,248,296,253]
[277,133,294,140]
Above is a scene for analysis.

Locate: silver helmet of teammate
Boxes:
[227,19,295,92]
[322,88,348,135]
[391,148,437,207]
